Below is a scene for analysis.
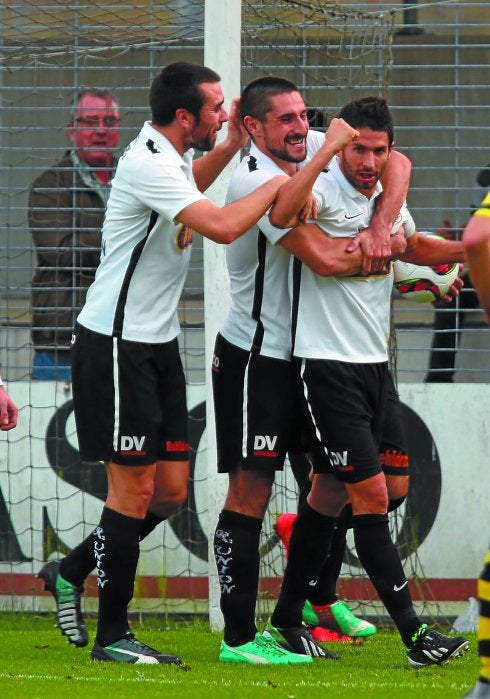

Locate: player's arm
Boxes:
[192,98,249,192]
[346,150,412,274]
[268,118,359,229]
[463,194,490,321]
[278,222,404,277]
[0,383,18,431]
[176,175,286,244]
[400,230,465,266]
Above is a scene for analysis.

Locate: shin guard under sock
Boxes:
[58,510,162,588]
[353,513,420,645]
[95,507,143,647]
[272,502,336,628]
[214,509,262,647]
[308,504,352,606]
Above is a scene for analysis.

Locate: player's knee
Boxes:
[348,474,388,515]
[152,482,188,518]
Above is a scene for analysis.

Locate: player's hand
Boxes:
[435,264,464,304]
[0,387,18,431]
[346,222,392,274]
[225,97,249,152]
[389,229,407,259]
[324,117,359,152]
[298,193,318,222]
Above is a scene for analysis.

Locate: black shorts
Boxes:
[379,373,409,477]
[296,357,390,484]
[212,334,300,472]
[71,323,189,466]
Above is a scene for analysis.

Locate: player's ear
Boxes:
[175,108,195,129]
[243,115,261,139]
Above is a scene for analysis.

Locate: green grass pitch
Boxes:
[0,614,478,698]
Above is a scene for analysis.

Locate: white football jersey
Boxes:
[292,155,415,362]
[220,130,326,360]
[78,122,206,343]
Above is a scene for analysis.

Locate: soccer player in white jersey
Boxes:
[36,62,298,665]
[212,78,413,664]
[265,96,469,668]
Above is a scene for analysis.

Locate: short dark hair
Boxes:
[240,76,300,123]
[149,62,221,126]
[70,88,117,122]
[337,96,394,145]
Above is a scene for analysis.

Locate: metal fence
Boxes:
[1,1,489,385]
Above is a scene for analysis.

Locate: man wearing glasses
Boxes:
[29,88,121,380]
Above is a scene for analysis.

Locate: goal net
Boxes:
[1,0,444,625]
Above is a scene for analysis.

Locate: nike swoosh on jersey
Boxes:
[344,213,362,219]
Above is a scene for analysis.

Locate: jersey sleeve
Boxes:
[393,203,416,238]
[474,189,490,218]
[132,152,206,222]
[305,129,327,158]
[227,155,291,245]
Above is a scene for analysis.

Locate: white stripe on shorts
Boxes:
[112,337,120,452]
[241,355,251,459]
[300,358,329,460]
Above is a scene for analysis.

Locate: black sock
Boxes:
[272,502,336,628]
[308,505,352,606]
[139,511,164,540]
[353,513,420,646]
[214,509,262,647]
[95,507,143,647]
[60,512,160,589]
[57,510,160,588]
[59,535,96,588]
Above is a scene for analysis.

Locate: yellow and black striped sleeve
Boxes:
[474,190,490,219]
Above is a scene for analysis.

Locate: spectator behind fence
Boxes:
[425,163,490,383]
[29,88,121,380]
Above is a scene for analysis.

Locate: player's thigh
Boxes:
[213,333,295,473]
[296,358,388,484]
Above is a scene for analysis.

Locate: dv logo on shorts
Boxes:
[329,450,354,471]
[253,434,278,457]
[119,435,147,456]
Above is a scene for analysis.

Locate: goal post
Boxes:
[203,0,242,634]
